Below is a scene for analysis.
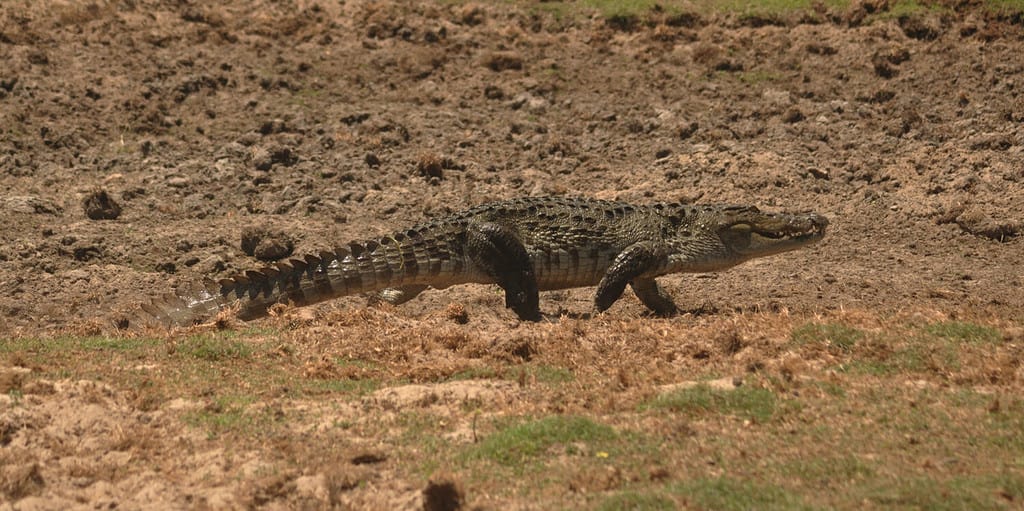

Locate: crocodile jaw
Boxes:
[726,212,829,259]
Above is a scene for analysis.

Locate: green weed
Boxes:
[856,475,1022,511]
[791,322,863,352]
[777,455,876,485]
[526,364,575,384]
[175,333,253,361]
[182,395,280,439]
[986,0,1024,14]
[671,477,812,511]
[644,384,778,423]
[596,491,676,511]
[447,367,501,381]
[466,415,617,467]
[924,321,1001,344]
[0,335,159,353]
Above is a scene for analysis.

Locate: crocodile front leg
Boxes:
[630,278,678,316]
[595,241,668,313]
[466,222,541,321]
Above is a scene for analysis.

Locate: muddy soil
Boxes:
[0,0,1022,508]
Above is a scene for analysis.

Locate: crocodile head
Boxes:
[667,205,828,272]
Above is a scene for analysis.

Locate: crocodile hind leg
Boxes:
[630,278,678,316]
[595,241,667,313]
[466,222,540,321]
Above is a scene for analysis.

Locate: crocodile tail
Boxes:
[126,241,393,329]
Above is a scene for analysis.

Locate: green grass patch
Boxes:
[581,0,682,19]
[643,384,778,423]
[394,411,450,476]
[334,357,383,370]
[526,364,575,384]
[671,477,812,511]
[596,490,676,511]
[856,474,1024,511]
[868,0,950,20]
[924,320,1001,344]
[791,322,863,352]
[182,395,280,439]
[175,332,254,361]
[0,335,160,353]
[737,70,784,84]
[447,366,501,381]
[776,455,876,485]
[304,378,380,396]
[465,415,617,467]
[812,380,847,397]
[840,320,1001,375]
[986,0,1024,14]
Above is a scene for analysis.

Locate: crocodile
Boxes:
[127,196,828,328]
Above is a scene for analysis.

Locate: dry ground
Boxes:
[1,0,1023,509]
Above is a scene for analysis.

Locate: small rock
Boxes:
[677,122,698,139]
[483,85,504,100]
[416,152,453,183]
[365,153,381,168]
[762,89,792,106]
[259,118,287,135]
[198,255,227,274]
[294,474,329,503]
[71,244,100,261]
[483,51,523,72]
[274,147,298,167]
[781,108,805,123]
[166,176,190,188]
[458,3,486,25]
[423,475,465,511]
[899,13,941,41]
[83,189,121,220]
[969,133,1013,151]
[955,208,1021,242]
[251,146,273,171]
[807,168,830,180]
[241,226,294,261]
[2,196,63,215]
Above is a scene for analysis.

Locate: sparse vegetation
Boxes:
[644,384,779,423]
[791,322,864,352]
[595,491,676,511]
[175,332,254,361]
[671,477,811,511]
[465,415,618,467]
[924,320,1001,344]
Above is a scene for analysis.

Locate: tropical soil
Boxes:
[1,1,1022,509]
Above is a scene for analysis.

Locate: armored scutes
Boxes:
[128,196,828,328]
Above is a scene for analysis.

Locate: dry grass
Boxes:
[2,306,1022,508]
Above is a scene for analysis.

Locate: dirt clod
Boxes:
[241,226,295,260]
[82,189,121,220]
[953,208,1021,242]
[423,476,464,511]
[483,51,523,72]
[0,462,45,500]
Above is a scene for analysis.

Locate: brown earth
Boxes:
[1,0,1023,508]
